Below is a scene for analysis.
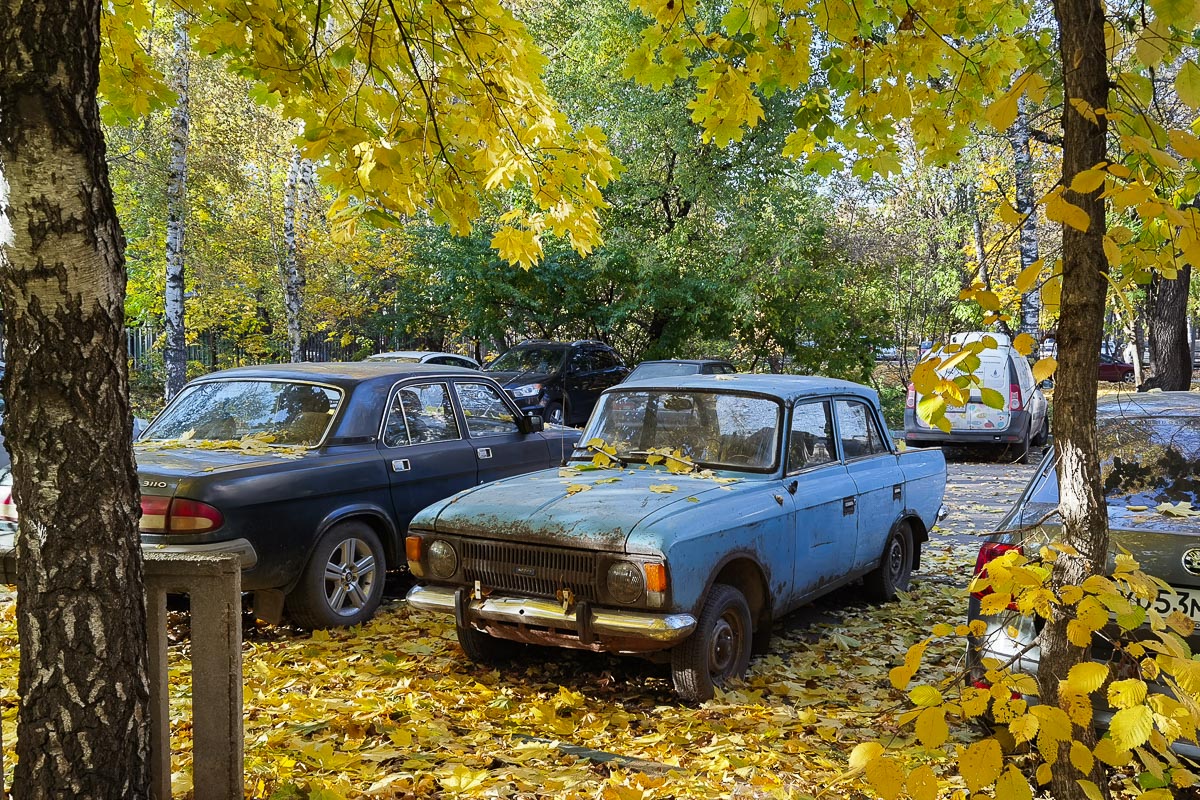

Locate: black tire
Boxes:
[456,622,520,663]
[862,522,913,602]
[671,584,752,702]
[286,521,386,629]
[544,402,564,425]
[1015,429,1031,464]
[1031,414,1049,447]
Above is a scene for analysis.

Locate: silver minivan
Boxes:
[902,332,1049,462]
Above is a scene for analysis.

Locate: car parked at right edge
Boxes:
[968,391,1200,758]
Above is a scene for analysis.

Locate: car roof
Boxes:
[612,373,876,404]
[1097,391,1200,418]
[633,359,732,366]
[368,350,477,361]
[190,362,481,389]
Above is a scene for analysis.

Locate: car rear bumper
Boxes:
[407,583,696,652]
[903,409,1032,445]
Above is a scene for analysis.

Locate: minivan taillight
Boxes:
[139,496,224,534]
[971,542,1022,604]
[906,383,916,409]
[1009,382,1022,410]
[0,484,17,523]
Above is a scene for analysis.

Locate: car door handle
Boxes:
[477,447,492,459]
[392,459,411,472]
[843,496,856,515]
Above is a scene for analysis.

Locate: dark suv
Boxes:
[484,340,628,426]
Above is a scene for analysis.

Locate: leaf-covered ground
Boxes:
[0,459,1033,799]
[0,533,983,799]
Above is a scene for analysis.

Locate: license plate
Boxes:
[1145,586,1200,623]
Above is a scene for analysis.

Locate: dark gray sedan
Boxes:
[969,391,1200,757]
[0,363,578,628]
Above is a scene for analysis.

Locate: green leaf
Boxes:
[979,388,1005,409]
[1177,60,1200,109]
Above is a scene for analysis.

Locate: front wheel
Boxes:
[456,622,521,664]
[671,584,752,702]
[544,402,564,425]
[862,522,913,602]
[286,521,386,629]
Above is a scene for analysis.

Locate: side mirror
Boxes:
[1040,379,1054,389]
[522,414,545,433]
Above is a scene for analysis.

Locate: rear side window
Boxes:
[382,383,460,447]
[835,399,889,459]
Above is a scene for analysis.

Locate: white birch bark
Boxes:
[281,146,306,362]
[163,11,191,400]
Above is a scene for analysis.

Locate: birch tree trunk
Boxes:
[0,0,150,794]
[163,12,191,401]
[281,147,305,362]
[1011,96,1042,338]
[1044,0,1112,797]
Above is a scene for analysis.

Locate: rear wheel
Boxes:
[671,584,752,702]
[287,521,386,629]
[862,522,913,602]
[1031,415,1050,447]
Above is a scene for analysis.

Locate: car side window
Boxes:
[787,401,835,474]
[456,382,520,437]
[382,383,460,447]
[594,350,621,370]
[835,399,888,459]
[569,350,595,373]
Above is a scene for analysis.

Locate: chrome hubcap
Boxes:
[324,537,377,616]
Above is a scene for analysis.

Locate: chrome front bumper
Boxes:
[407,584,696,646]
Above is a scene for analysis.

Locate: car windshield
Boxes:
[627,363,701,381]
[576,390,782,471]
[143,379,343,446]
[486,346,568,374]
[367,354,420,363]
[1029,415,1200,507]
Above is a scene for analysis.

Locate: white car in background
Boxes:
[902,332,1049,462]
[366,350,480,370]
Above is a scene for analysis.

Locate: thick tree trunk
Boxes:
[163,12,191,401]
[0,0,150,796]
[1044,0,1111,798]
[281,147,305,362]
[1011,96,1042,337]
[1143,264,1192,391]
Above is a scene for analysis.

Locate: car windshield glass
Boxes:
[1029,415,1200,506]
[143,380,342,446]
[486,346,567,374]
[576,390,781,471]
[627,363,700,381]
[367,354,420,363]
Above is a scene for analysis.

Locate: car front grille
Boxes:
[460,539,599,602]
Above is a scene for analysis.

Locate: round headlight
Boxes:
[427,539,458,579]
[607,561,644,604]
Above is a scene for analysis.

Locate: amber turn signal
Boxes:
[405,535,422,562]
[644,563,667,593]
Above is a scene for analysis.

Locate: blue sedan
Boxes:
[407,374,947,700]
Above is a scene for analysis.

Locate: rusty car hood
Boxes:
[415,466,750,552]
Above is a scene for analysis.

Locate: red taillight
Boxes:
[0,484,17,523]
[906,383,916,409]
[1009,382,1022,410]
[139,496,223,534]
[971,542,1022,604]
